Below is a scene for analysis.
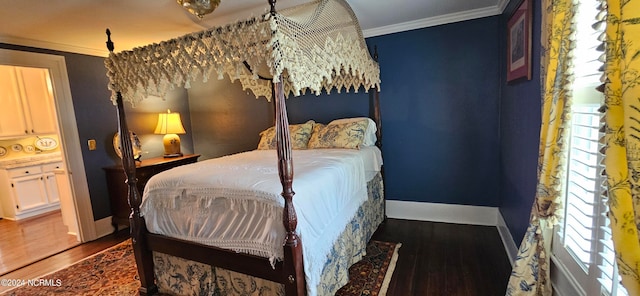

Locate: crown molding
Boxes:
[363,3,507,38]
[0,35,108,57]
[496,0,510,13]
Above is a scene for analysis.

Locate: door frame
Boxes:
[0,49,97,242]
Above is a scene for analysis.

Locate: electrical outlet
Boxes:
[88,139,97,151]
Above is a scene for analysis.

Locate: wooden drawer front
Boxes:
[136,168,154,182]
[8,165,42,178]
[136,169,155,193]
[42,162,63,172]
[103,154,200,231]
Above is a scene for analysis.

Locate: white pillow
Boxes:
[329,117,377,146]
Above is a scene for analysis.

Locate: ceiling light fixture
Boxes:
[177,0,221,18]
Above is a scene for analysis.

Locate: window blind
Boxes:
[563,106,601,271]
[598,214,629,296]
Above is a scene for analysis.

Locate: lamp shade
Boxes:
[154,110,186,135]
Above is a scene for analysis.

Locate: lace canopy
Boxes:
[104,0,381,105]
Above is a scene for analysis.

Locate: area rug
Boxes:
[336,241,401,296]
[1,239,400,296]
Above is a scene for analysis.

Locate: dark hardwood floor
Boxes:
[372,219,512,296]
[0,218,512,295]
[0,210,80,275]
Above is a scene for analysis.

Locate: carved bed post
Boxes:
[274,81,305,296]
[269,0,277,14]
[269,2,305,295]
[106,29,158,296]
[369,46,385,219]
[370,46,382,149]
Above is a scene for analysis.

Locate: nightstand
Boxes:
[103,154,200,232]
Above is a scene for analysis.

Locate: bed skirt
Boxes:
[152,172,385,296]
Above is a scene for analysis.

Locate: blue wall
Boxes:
[498,0,543,241]
[366,17,502,206]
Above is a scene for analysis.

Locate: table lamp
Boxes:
[154,109,186,158]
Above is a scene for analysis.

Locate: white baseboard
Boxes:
[386,200,519,266]
[386,200,499,226]
[13,203,61,221]
[94,216,115,239]
[497,212,519,266]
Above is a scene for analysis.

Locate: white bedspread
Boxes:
[140,147,382,295]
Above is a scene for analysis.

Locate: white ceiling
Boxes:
[0,0,508,57]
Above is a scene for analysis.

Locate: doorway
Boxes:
[0,211,79,274]
[0,49,97,271]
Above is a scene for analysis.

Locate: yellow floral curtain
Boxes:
[603,0,640,294]
[506,0,575,295]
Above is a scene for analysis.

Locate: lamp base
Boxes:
[162,133,182,158]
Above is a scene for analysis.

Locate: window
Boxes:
[551,0,629,295]
[561,104,601,272]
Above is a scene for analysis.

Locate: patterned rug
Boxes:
[1,239,400,296]
[336,241,401,296]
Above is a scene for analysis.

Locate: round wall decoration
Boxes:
[11,144,23,152]
[113,131,143,160]
[25,145,36,153]
[34,137,59,151]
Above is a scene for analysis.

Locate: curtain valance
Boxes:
[104,0,381,105]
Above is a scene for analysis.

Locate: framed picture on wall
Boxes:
[507,0,532,82]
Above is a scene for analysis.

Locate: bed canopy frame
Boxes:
[105,0,381,295]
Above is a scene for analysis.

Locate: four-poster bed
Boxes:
[104,0,382,295]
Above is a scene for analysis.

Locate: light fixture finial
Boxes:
[176,0,221,18]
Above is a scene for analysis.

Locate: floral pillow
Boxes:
[329,117,377,147]
[308,120,368,149]
[257,120,315,150]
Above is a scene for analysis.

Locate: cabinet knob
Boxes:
[24,130,28,134]
[25,171,29,174]
[31,129,35,133]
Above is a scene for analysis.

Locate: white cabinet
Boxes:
[0,65,27,137]
[11,168,48,212]
[0,161,62,220]
[0,65,58,138]
[43,162,62,203]
[44,171,60,204]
